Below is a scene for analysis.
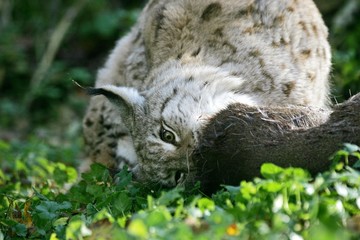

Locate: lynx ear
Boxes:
[87,85,145,124]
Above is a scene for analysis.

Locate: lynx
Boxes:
[83,0,331,186]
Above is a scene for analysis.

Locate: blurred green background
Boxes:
[0,0,359,166]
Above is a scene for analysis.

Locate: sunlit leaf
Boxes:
[197,198,215,212]
[260,163,284,179]
[128,219,148,239]
[261,181,283,193]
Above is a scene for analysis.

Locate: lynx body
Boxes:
[83,0,331,186]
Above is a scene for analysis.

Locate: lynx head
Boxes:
[89,63,256,187]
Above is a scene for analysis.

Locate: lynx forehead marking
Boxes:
[201,2,223,21]
[160,88,178,113]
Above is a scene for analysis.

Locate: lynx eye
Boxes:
[160,127,176,144]
[160,121,179,145]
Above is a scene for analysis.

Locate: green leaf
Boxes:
[197,198,215,212]
[222,185,240,194]
[53,163,78,185]
[65,166,78,183]
[82,163,111,183]
[66,216,92,239]
[353,160,360,169]
[86,183,105,197]
[54,167,69,185]
[54,217,69,227]
[128,219,148,239]
[157,188,183,206]
[68,180,92,204]
[261,181,283,193]
[92,208,115,223]
[33,187,50,201]
[239,181,257,200]
[115,166,132,190]
[343,143,360,153]
[260,163,284,179]
[283,167,309,180]
[113,192,132,213]
[145,208,172,227]
[34,201,72,221]
[13,223,27,237]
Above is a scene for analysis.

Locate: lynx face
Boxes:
[90,63,256,186]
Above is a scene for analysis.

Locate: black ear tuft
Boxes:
[86,87,119,101]
[72,80,87,89]
[86,87,104,96]
[72,81,112,99]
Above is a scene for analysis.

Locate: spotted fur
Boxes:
[83,0,331,186]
